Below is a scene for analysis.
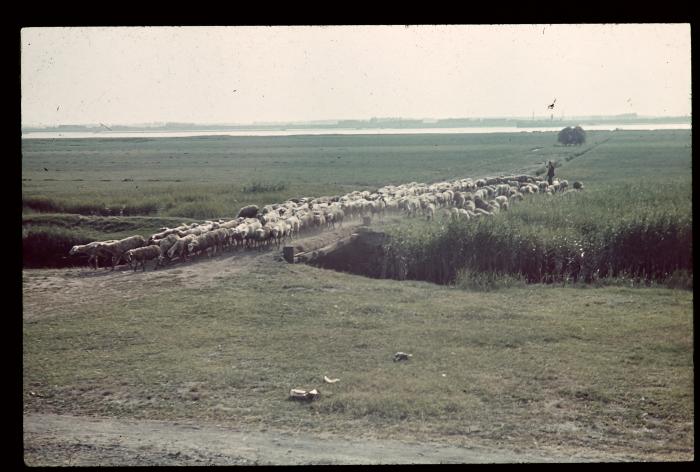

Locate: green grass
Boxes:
[22,131,614,219]
[23,261,694,458]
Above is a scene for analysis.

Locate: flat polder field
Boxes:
[22,129,693,464]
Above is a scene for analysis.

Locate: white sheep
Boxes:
[125,245,162,272]
[68,240,117,269]
[100,235,147,270]
[167,234,196,261]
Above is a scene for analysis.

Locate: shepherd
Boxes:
[546,161,555,186]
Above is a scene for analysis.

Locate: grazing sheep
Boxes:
[573,181,584,190]
[125,245,162,272]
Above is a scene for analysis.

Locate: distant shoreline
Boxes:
[21,123,691,140]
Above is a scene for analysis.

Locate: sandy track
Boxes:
[23,413,620,465]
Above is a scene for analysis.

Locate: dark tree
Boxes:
[558,126,586,146]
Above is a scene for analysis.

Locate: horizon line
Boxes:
[22,113,692,129]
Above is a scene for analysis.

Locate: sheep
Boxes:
[495,184,511,196]
[156,234,180,263]
[229,225,247,250]
[220,218,243,229]
[178,226,203,237]
[495,195,509,207]
[100,235,147,270]
[68,240,118,269]
[259,211,279,225]
[210,228,230,253]
[573,181,584,190]
[125,245,162,272]
[148,225,188,243]
[297,211,314,232]
[474,208,493,217]
[188,231,218,258]
[474,196,490,211]
[425,202,436,221]
[253,225,272,250]
[312,211,326,229]
[369,199,386,221]
[237,205,259,218]
[267,221,288,247]
[519,183,536,194]
[167,234,196,262]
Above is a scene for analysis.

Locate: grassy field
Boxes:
[23,129,693,461]
[22,131,614,219]
[22,129,690,268]
[23,259,694,459]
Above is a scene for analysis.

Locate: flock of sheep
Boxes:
[68,174,583,271]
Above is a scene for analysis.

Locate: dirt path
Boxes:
[23,413,621,465]
[22,221,366,321]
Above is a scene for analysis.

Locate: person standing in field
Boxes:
[547,161,555,185]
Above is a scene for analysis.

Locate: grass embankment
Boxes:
[23,261,694,459]
[380,179,692,288]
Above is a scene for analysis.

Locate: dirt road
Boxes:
[24,413,623,465]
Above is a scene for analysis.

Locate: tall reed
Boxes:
[381,180,692,287]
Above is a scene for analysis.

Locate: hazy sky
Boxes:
[21,24,691,126]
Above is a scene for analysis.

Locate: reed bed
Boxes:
[381,179,692,288]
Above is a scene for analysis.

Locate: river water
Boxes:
[21,123,690,140]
